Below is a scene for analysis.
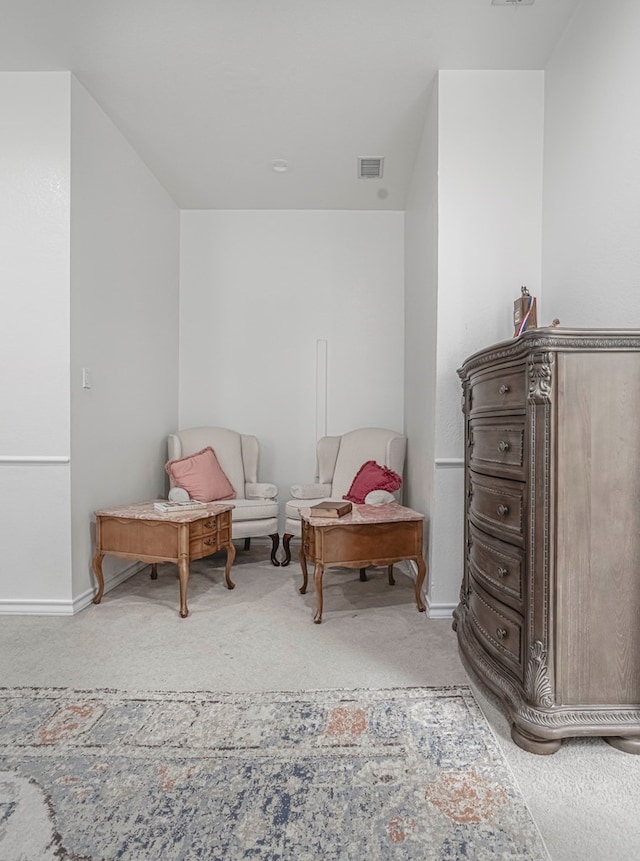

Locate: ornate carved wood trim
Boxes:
[528,352,553,404]
[525,641,554,708]
[457,329,640,379]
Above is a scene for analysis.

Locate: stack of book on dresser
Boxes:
[309,500,352,518]
[154,500,207,512]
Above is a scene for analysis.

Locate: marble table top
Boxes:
[301,502,424,526]
[94,500,234,523]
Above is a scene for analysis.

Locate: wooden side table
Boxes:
[299,502,427,623]
[92,501,235,617]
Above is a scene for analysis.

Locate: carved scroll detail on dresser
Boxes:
[525,641,553,708]
[528,352,553,404]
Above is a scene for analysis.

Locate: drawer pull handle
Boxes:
[497,440,510,453]
[204,519,215,529]
[497,566,508,579]
[498,384,510,395]
[497,504,509,517]
[496,627,508,641]
[204,538,216,546]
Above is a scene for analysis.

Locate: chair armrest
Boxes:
[168,486,190,502]
[290,483,332,499]
[245,482,278,499]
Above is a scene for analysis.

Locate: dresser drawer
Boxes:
[468,471,526,546]
[469,419,526,480]
[468,524,524,610]
[468,578,524,679]
[470,366,526,414]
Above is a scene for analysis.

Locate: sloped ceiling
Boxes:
[0,0,581,209]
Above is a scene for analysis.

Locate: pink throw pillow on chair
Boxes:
[343,460,402,504]
[165,446,235,502]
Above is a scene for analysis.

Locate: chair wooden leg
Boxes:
[388,564,395,586]
[269,533,280,566]
[359,567,368,582]
[243,537,251,551]
[282,533,293,567]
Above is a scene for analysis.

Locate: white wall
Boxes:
[70,77,180,606]
[0,72,73,607]
[13,10,631,616]
[543,0,640,324]
[426,71,544,614]
[179,210,405,520]
[404,81,439,584]
[0,72,180,614]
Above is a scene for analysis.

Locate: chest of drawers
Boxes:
[455,328,640,755]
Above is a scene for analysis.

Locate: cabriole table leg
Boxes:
[178,556,190,618]
[414,556,427,612]
[313,562,324,624]
[224,543,236,589]
[92,551,105,604]
[299,547,309,595]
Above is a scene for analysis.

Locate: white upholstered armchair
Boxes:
[167,426,281,565]
[283,427,407,566]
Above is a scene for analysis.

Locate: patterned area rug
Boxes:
[0,685,549,860]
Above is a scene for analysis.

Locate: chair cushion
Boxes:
[165,446,235,502]
[343,460,402,504]
[230,498,279,522]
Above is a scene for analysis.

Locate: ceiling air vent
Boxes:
[358,157,384,179]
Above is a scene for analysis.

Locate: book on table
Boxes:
[153,500,207,512]
[309,500,352,518]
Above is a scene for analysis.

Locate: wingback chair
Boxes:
[282,427,407,566]
[167,427,280,565]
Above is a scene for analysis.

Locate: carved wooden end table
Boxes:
[299,503,427,624]
[92,501,235,618]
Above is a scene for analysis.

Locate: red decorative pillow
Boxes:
[343,460,402,504]
[165,446,235,502]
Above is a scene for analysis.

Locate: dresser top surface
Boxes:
[459,327,640,378]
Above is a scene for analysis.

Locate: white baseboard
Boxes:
[424,597,456,620]
[0,561,144,616]
[0,599,76,616]
[71,561,146,614]
[400,559,456,620]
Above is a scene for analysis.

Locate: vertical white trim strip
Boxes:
[316,339,328,440]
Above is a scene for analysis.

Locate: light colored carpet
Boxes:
[1,539,639,860]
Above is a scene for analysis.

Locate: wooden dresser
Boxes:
[455,328,640,755]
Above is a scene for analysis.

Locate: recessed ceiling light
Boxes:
[271,159,289,173]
